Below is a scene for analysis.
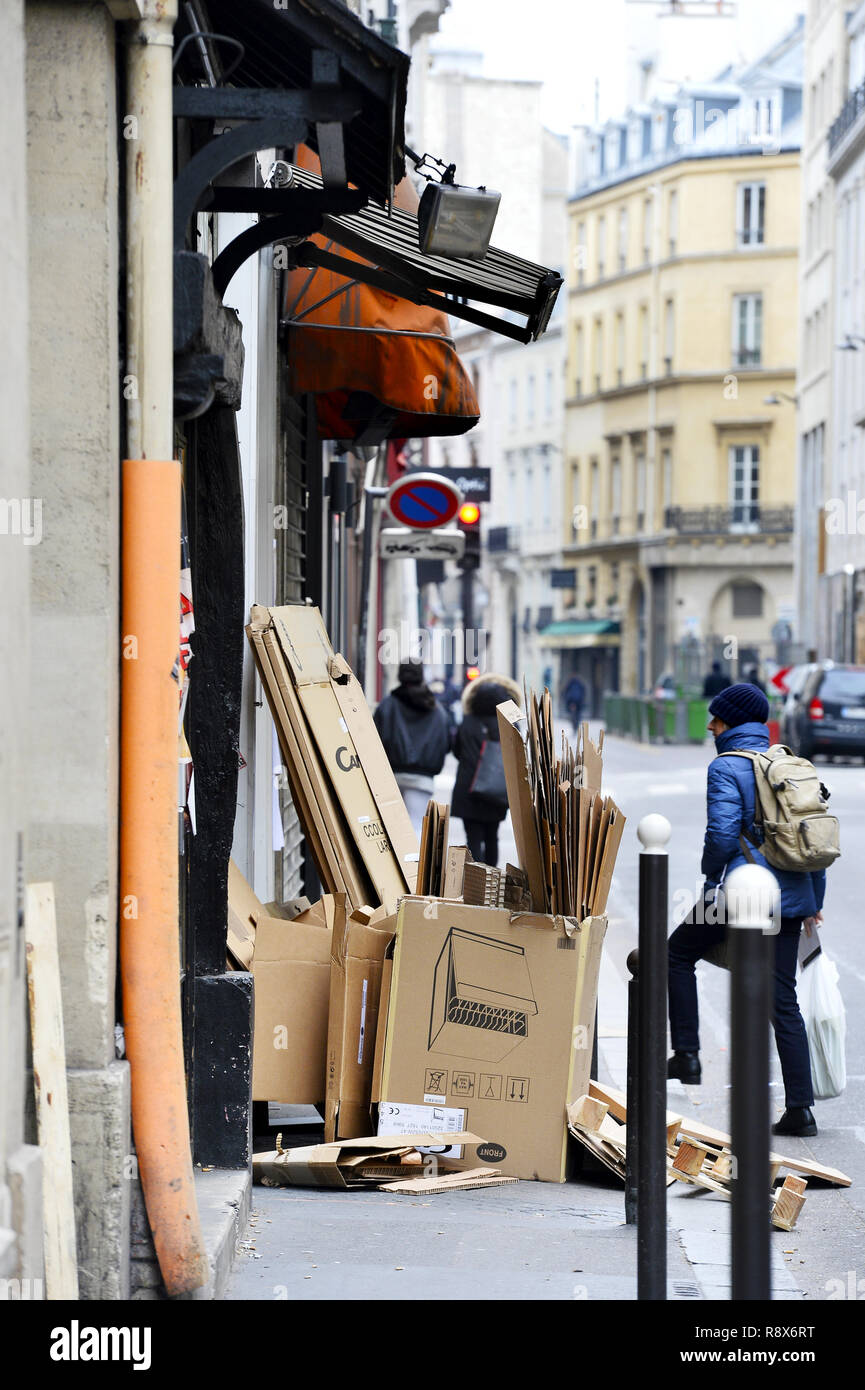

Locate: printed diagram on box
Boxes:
[428,928,538,1063]
[451,1070,475,1098]
[479,1073,502,1100]
[506,1076,530,1103]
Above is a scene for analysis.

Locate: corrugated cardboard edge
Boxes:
[497,701,545,910]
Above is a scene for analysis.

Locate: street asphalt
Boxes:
[226,724,864,1302]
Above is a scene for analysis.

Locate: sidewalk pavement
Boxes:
[225,722,805,1301]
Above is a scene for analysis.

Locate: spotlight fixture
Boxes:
[408,146,501,261]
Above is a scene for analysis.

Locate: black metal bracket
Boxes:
[172,94,361,252]
[211,189,365,298]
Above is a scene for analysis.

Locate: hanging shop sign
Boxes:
[379,528,465,559]
[386,472,462,529]
[407,465,491,503]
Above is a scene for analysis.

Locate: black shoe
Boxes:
[667,1051,701,1084]
[772,1107,817,1138]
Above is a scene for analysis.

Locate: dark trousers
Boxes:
[464,818,499,867]
[566,700,583,734]
[668,915,814,1108]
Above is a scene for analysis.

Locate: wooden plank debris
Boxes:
[26,882,79,1300]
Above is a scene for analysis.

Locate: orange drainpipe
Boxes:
[120,0,208,1297]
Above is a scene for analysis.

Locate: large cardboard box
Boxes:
[375,898,608,1182]
[325,906,396,1140]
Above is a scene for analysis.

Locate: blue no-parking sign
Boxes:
[386,472,462,529]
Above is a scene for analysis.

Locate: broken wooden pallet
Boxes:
[590,1079,851,1187]
[573,1092,810,1229]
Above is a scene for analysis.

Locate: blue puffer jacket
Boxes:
[702,722,826,919]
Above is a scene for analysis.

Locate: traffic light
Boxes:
[457,500,481,571]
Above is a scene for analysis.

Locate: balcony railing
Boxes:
[664,504,794,535]
[829,77,865,156]
[732,347,761,368]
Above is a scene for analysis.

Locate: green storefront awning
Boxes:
[537,618,621,648]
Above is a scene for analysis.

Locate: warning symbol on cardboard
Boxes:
[451,1070,476,1098]
[479,1073,502,1101]
[506,1076,530,1103]
[424,1068,448,1096]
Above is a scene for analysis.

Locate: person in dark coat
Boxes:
[745,664,767,694]
[562,672,586,733]
[451,672,521,866]
[667,682,826,1137]
[373,659,450,837]
[702,660,730,698]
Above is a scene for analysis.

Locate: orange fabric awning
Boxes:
[283,152,480,442]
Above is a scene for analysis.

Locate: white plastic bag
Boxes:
[797,950,847,1099]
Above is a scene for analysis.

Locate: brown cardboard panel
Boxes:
[329,666,419,893]
[443,845,470,900]
[254,1131,483,1188]
[269,604,418,897]
[259,622,369,904]
[587,798,612,920]
[266,610,406,911]
[248,614,354,900]
[580,721,603,794]
[590,803,626,916]
[325,910,396,1140]
[370,943,395,1104]
[251,907,335,1103]
[497,701,546,910]
[569,915,609,1103]
[379,898,583,1182]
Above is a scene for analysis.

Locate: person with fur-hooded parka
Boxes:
[451,672,521,866]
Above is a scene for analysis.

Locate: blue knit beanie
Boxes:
[708,681,769,728]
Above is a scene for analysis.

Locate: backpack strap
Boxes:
[715,750,761,862]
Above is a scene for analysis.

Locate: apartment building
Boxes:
[564,19,803,706]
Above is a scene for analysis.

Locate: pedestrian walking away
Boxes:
[373,659,450,838]
[744,663,767,694]
[451,672,521,866]
[701,660,730,698]
[667,681,829,1137]
[563,672,586,734]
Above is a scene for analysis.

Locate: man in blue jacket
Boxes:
[667,682,825,1137]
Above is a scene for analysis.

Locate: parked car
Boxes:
[785,662,865,759]
[778,663,818,746]
[651,672,677,700]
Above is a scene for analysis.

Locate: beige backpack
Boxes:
[719,745,840,873]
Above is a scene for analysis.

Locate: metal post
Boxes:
[461,566,475,681]
[636,813,671,1300]
[726,863,776,1302]
[625,946,639,1226]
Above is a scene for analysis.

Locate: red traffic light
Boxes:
[466,666,481,681]
[458,502,481,526]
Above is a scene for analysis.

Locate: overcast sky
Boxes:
[432,0,807,133]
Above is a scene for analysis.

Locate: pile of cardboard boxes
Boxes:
[229,606,627,1186]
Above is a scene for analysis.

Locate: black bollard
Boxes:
[625,947,639,1226]
[636,814,670,1301]
[727,864,775,1301]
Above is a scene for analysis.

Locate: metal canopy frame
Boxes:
[289,167,563,344]
[180,0,409,206]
